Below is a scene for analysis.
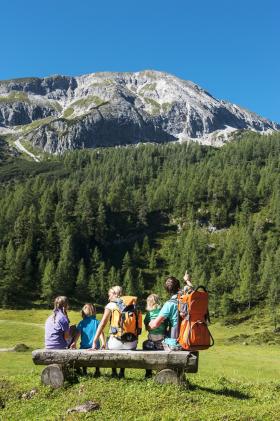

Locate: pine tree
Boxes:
[136,269,145,298]
[75,259,88,302]
[141,236,150,259]
[96,261,107,303]
[91,247,101,274]
[55,233,75,296]
[2,241,16,306]
[267,278,279,331]
[41,260,56,305]
[132,242,141,267]
[0,247,6,306]
[239,226,258,309]
[107,266,117,288]
[88,273,99,303]
[149,249,157,270]
[220,293,232,317]
[95,203,107,243]
[123,268,135,295]
[122,252,132,275]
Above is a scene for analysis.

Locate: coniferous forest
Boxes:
[0,131,280,318]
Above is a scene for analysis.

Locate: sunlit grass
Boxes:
[0,310,280,420]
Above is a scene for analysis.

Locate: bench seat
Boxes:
[32,349,199,387]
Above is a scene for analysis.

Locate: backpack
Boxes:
[177,286,214,351]
[110,296,142,342]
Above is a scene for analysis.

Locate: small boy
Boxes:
[143,294,166,378]
[71,303,105,377]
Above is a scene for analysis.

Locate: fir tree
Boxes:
[41,260,56,305]
[75,259,88,302]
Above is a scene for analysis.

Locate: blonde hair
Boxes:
[146,294,161,311]
[53,296,69,321]
[108,285,123,299]
[81,303,96,318]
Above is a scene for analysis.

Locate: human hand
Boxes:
[91,341,98,350]
[183,271,193,286]
[70,342,76,349]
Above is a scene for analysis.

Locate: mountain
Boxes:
[0,70,279,155]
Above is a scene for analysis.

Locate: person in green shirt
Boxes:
[149,276,182,351]
[144,294,166,343]
[143,294,166,378]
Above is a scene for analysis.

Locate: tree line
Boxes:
[0,131,279,319]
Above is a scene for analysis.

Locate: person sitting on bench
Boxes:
[149,277,181,351]
[45,296,71,350]
[91,286,138,378]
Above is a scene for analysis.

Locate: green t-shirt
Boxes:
[144,308,166,336]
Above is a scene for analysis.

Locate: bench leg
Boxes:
[41,364,65,388]
[154,368,185,385]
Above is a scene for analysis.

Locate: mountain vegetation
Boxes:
[0,132,279,324]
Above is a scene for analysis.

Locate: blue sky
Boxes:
[1,0,279,122]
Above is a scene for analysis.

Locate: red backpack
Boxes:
[177,286,214,351]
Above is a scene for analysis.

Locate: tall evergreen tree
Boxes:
[41,260,56,305]
[75,259,88,302]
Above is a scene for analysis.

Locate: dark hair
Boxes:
[165,277,181,295]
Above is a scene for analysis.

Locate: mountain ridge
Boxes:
[0,70,279,156]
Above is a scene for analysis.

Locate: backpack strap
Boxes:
[167,297,179,339]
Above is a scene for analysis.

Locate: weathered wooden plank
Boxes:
[32,349,198,372]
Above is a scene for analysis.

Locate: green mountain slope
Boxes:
[0,132,279,328]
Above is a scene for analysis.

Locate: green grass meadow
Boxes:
[0,309,280,420]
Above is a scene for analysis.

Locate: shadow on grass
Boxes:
[188,383,251,400]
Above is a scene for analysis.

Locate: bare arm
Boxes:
[100,332,106,349]
[70,331,81,349]
[64,331,71,340]
[91,309,111,349]
[149,315,165,330]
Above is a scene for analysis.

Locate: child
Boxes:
[45,296,71,349]
[143,294,166,378]
[71,303,105,377]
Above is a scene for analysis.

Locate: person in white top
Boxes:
[91,285,137,378]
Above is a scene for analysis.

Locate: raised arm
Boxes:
[91,308,111,350]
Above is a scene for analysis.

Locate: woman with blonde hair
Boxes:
[91,286,138,378]
[45,296,71,349]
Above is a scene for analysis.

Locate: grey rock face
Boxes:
[0,70,279,154]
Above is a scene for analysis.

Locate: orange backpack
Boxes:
[178,286,214,351]
[110,296,142,342]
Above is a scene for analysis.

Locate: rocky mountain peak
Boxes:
[0,70,279,156]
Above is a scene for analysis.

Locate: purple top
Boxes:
[45,309,69,349]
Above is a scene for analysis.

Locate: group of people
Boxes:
[44,272,193,378]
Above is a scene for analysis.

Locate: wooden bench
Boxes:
[32,349,199,388]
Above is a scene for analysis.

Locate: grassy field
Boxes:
[0,309,280,420]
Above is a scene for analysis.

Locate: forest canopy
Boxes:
[0,131,280,317]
